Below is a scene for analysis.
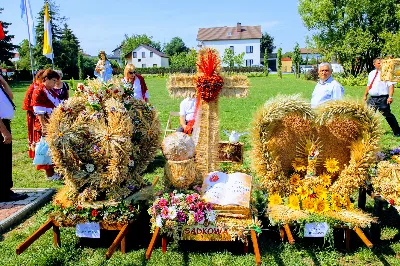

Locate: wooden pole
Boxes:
[354,227,373,248]
[250,230,261,265]
[145,227,160,259]
[105,223,129,259]
[16,219,54,255]
[161,237,167,253]
[283,224,295,244]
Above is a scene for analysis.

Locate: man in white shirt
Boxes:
[0,76,27,201]
[363,58,400,136]
[177,97,197,134]
[311,62,344,108]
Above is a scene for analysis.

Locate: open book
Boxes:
[201,171,252,208]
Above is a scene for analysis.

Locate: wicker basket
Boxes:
[164,158,196,189]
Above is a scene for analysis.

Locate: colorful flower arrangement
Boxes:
[47,200,140,226]
[148,191,217,240]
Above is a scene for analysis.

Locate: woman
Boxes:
[121,64,149,102]
[31,69,61,180]
[53,70,69,101]
[94,50,112,82]
[22,69,45,159]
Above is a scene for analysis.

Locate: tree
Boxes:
[222,48,245,68]
[0,8,19,66]
[260,32,275,55]
[264,48,269,76]
[299,0,400,75]
[277,48,282,79]
[163,37,189,56]
[292,43,301,78]
[58,23,80,79]
[77,50,84,80]
[120,34,161,61]
[282,52,293,59]
[169,49,197,69]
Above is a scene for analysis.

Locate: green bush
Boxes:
[334,72,368,86]
[304,68,318,81]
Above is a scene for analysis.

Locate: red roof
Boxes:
[299,48,319,54]
[197,23,262,41]
[282,57,292,61]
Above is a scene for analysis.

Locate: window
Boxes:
[138,59,141,62]
[229,46,234,53]
[227,32,232,36]
[245,59,253,67]
[153,64,157,67]
[133,52,137,58]
[150,52,154,58]
[142,64,146,68]
[246,46,253,53]
[142,52,146,58]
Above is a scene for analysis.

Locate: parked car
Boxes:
[300,65,314,73]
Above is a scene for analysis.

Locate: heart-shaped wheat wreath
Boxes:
[251,94,381,227]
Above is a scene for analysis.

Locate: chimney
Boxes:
[236,22,241,32]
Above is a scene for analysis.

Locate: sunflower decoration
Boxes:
[319,173,332,187]
[302,197,315,212]
[289,173,301,186]
[313,185,328,199]
[314,198,330,214]
[268,194,283,206]
[287,194,300,210]
[324,158,340,173]
[292,158,307,172]
[296,186,310,199]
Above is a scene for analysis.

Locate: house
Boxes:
[125,44,169,68]
[109,46,123,66]
[300,48,321,62]
[197,22,262,67]
[281,58,292,73]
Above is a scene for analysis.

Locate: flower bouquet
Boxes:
[148,191,217,240]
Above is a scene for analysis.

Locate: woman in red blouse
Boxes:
[22,70,45,159]
[31,69,61,180]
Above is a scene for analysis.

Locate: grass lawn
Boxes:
[2,75,400,265]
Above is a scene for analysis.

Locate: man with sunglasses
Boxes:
[363,58,400,136]
[311,62,344,108]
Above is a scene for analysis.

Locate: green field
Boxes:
[2,75,400,265]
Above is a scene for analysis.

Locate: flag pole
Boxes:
[24,0,35,82]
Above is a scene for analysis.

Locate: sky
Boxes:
[1,0,310,56]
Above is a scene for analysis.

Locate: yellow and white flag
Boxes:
[43,2,53,59]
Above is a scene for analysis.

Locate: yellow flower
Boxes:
[319,173,332,187]
[290,173,301,186]
[292,158,307,172]
[314,198,330,213]
[297,186,311,199]
[330,197,342,211]
[268,194,283,206]
[302,197,315,212]
[341,196,354,209]
[313,185,328,199]
[392,155,400,164]
[324,158,340,173]
[287,194,300,210]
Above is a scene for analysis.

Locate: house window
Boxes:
[150,52,153,57]
[138,59,141,62]
[229,46,234,53]
[133,52,137,58]
[142,52,146,58]
[245,59,253,66]
[246,46,253,53]
[153,64,157,67]
[142,64,146,68]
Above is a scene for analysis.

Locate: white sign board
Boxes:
[304,222,329,238]
[76,222,100,238]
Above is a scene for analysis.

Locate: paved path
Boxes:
[0,188,55,233]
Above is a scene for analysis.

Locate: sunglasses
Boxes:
[129,71,135,74]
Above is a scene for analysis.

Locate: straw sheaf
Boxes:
[47,81,161,204]
[372,161,400,205]
[268,204,309,224]
[167,74,249,99]
[325,209,377,228]
[164,158,196,189]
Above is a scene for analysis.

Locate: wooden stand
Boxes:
[145,227,261,265]
[16,218,131,259]
[280,223,373,249]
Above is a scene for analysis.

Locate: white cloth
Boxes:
[33,89,60,115]
[179,97,197,121]
[0,87,14,119]
[122,77,149,100]
[311,76,344,108]
[367,70,396,96]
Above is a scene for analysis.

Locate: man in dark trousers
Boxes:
[364,57,400,136]
[0,75,27,201]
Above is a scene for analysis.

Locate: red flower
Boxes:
[389,199,395,206]
[209,174,219,182]
[308,193,316,199]
[128,205,134,211]
[91,209,99,217]
[76,206,83,211]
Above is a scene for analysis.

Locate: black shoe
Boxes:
[0,191,28,202]
[395,133,400,137]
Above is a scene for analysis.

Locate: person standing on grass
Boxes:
[121,64,149,102]
[53,70,69,101]
[311,62,344,108]
[363,58,400,137]
[23,70,45,159]
[0,75,28,202]
[31,69,61,181]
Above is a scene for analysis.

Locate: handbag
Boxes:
[33,137,53,165]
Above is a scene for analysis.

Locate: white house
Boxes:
[125,44,169,68]
[197,23,262,67]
